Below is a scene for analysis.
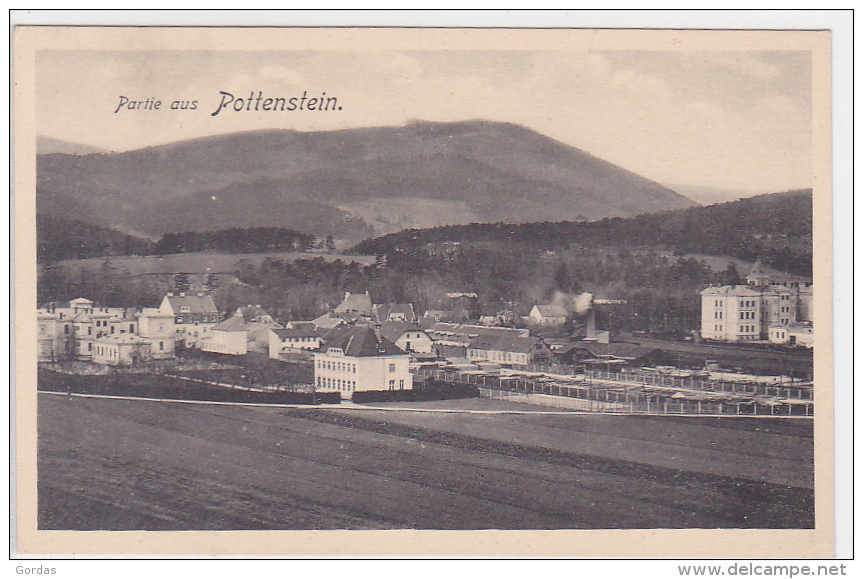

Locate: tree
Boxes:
[173,272,191,294]
[325,235,336,253]
[204,272,220,293]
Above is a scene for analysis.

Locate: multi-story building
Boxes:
[700,285,764,342]
[313,326,412,399]
[136,307,176,360]
[37,297,177,363]
[158,292,220,348]
[700,260,813,344]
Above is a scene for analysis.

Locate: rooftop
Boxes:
[319,326,405,358]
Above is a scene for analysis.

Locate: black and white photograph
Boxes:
[13,23,837,558]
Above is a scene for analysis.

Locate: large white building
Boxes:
[37,298,176,364]
[700,261,813,345]
[313,326,412,399]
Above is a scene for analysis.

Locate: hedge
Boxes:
[352,381,479,403]
[37,369,339,405]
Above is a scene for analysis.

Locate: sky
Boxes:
[36,49,812,193]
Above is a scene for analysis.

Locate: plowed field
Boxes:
[37,394,814,530]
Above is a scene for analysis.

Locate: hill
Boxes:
[36,120,696,240]
[665,183,770,206]
[36,214,155,264]
[37,136,111,156]
[354,189,813,278]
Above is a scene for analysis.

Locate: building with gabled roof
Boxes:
[268,326,326,359]
[312,312,345,330]
[92,333,153,366]
[202,315,271,356]
[373,303,417,323]
[528,304,568,326]
[234,304,280,327]
[467,334,550,367]
[378,321,433,354]
[314,326,412,399]
[333,291,373,319]
[158,292,220,348]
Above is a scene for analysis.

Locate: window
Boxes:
[389,363,396,372]
[159,341,164,351]
[399,379,404,390]
[389,380,395,390]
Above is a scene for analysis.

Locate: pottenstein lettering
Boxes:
[211,91,342,116]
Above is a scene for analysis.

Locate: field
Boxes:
[38,393,814,530]
[56,250,376,276]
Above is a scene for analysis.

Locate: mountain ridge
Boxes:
[36,120,697,239]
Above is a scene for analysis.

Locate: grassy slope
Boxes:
[38,394,813,531]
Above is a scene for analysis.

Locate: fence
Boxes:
[524,363,813,401]
[414,367,813,417]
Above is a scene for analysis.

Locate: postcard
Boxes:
[13,25,834,558]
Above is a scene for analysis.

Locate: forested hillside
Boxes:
[37,214,155,264]
[354,189,813,277]
[153,227,317,255]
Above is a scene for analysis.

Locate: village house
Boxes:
[425,322,530,358]
[313,326,412,399]
[768,322,814,348]
[91,333,154,366]
[333,291,374,321]
[528,304,568,326]
[466,334,551,367]
[311,312,346,331]
[378,321,434,354]
[234,304,280,327]
[373,303,417,323]
[202,315,272,356]
[158,292,220,348]
[268,327,325,360]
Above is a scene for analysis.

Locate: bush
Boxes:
[352,381,479,403]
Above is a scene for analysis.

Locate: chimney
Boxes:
[345,292,351,300]
[586,308,597,341]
